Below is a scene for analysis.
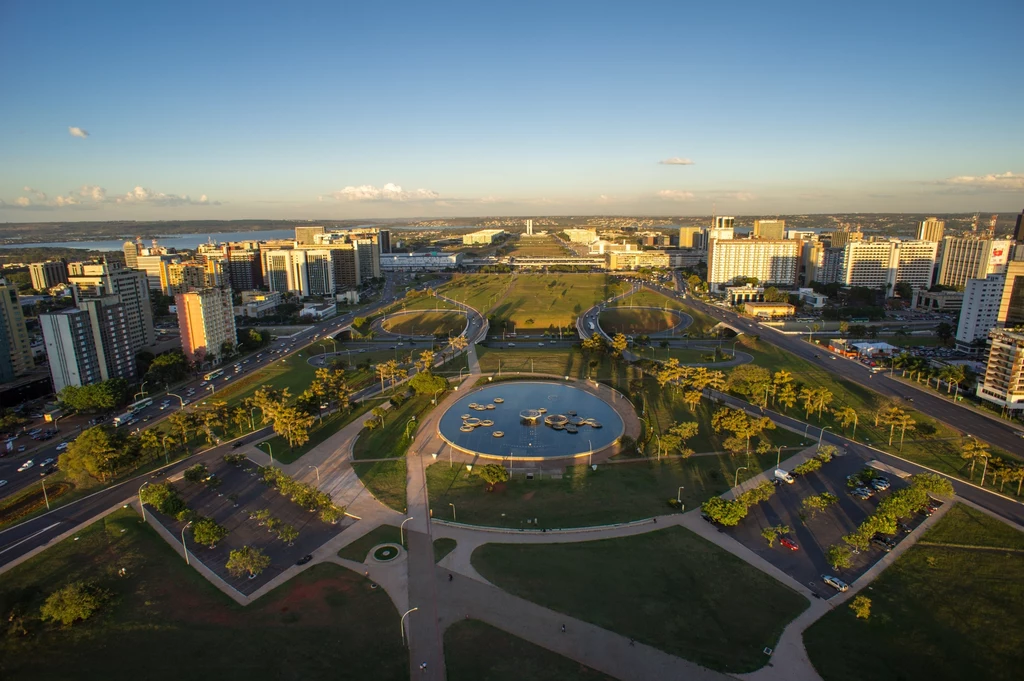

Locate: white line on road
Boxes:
[0,522,61,555]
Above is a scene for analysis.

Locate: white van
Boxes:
[774,469,795,484]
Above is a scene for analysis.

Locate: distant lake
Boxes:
[0,229,298,252]
[0,225,486,252]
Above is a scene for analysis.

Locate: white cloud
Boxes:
[659,157,695,165]
[656,189,696,201]
[68,126,89,139]
[322,182,441,202]
[2,184,216,209]
[939,171,1024,192]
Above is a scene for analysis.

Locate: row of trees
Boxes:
[57,378,131,413]
[259,466,345,524]
[248,508,300,545]
[702,480,776,526]
[711,407,776,456]
[826,474,954,569]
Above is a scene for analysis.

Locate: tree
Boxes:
[761,524,791,547]
[581,333,607,354]
[849,595,872,620]
[274,407,316,448]
[664,421,699,457]
[834,406,859,439]
[478,464,510,490]
[825,544,853,570]
[192,517,229,548]
[701,497,748,526]
[683,390,702,412]
[935,322,954,345]
[276,524,299,545]
[409,370,449,396]
[226,546,271,578]
[960,439,989,480]
[184,463,209,483]
[894,413,916,450]
[777,383,797,412]
[57,379,130,413]
[802,492,839,518]
[450,334,468,356]
[59,426,127,484]
[610,333,628,359]
[39,582,108,626]
[726,365,772,405]
[893,281,913,300]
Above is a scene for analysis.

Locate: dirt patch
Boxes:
[0,482,73,526]
[267,576,347,623]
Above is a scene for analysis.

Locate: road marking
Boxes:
[0,522,61,555]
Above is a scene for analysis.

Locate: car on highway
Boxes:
[40,457,54,466]
[56,442,68,451]
[17,445,26,453]
[779,537,799,551]
[17,460,35,472]
[822,575,850,592]
[0,480,6,487]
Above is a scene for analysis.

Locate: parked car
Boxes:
[774,469,795,484]
[869,478,891,492]
[779,537,799,551]
[851,487,874,500]
[822,575,850,592]
[295,554,314,566]
[871,535,896,552]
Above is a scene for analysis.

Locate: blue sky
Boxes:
[1,0,1022,221]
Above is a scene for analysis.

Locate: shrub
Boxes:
[39,582,109,626]
[850,595,872,620]
[793,458,823,476]
[183,463,208,483]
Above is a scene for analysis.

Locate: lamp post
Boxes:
[41,479,50,510]
[776,445,785,469]
[138,481,150,522]
[249,407,258,431]
[259,441,274,465]
[308,465,320,485]
[588,439,593,467]
[400,607,418,647]
[168,393,185,408]
[677,485,685,505]
[181,521,193,565]
[818,426,832,449]
[805,325,814,343]
[133,381,148,402]
[400,516,413,545]
[432,387,444,405]
[734,465,749,491]
[449,502,457,522]
[405,417,417,439]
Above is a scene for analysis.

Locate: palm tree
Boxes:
[772,370,793,406]
[960,439,989,479]
[683,390,702,412]
[232,407,250,434]
[777,383,797,412]
[799,387,816,419]
[895,414,916,450]
[814,388,834,419]
[834,406,859,439]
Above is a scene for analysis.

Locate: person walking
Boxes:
[561,624,566,633]
[448,574,453,582]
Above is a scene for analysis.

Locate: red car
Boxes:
[779,538,799,551]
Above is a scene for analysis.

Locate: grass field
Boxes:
[381,311,466,336]
[0,508,407,681]
[804,504,1024,681]
[337,524,403,561]
[472,526,808,672]
[433,538,457,563]
[445,619,616,681]
[489,274,628,332]
[426,445,801,529]
[632,346,736,364]
[509,235,569,257]
[353,394,439,460]
[438,274,511,313]
[352,459,408,513]
[598,307,678,334]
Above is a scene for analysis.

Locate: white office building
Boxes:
[840,240,937,291]
[956,274,1005,353]
[707,239,802,292]
[379,252,463,271]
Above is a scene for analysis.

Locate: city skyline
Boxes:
[1,0,1022,221]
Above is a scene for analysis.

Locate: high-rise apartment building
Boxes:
[678,226,701,249]
[976,328,1024,414]
[76,296,136,383]
[753,219,786,240]
[0,321,13,383]
[713,216,735,231]
[1014,209,1024,243]
[0,279,34,377]
[135,254,182,293]
[227,246,262,291]
[40,309,102,392]
[166,262,210,294]
[377,229,391,254]
[68,262,155,352]
[820,247,845,285]
[917,217,945,242]
[840,240,937,291]
[956,274,1005,352]
[825,229,863,249]
[176,289,237,364]
[295,225,326,245]
[29,261,68,290]
[698,227,735,250]
[801,240,825,285]
[998,261,1024,328]
[123,240,141,269]
[707,239,802,292]
[937,237,1012,289]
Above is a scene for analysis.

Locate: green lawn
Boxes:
[445,619,617,681]
[598,307,677,334]
[613,289,721,331]
[439,274,511,313]
[353,393,439,460]
[262,401,375,464]
[352,460,408,513]
[337,524,403,562]
[510,235,569,257]
[427,449,795,529]
[632,346,736,365]
[382,311,466,336]
[489,274,628,332]
[433,537,457,562]
[804,503,1024,681]
[472,526,808,673]
[0,508,406,681]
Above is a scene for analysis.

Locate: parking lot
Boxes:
[149,455,351,595]
[722,446,934,600]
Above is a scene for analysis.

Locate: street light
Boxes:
[432,387,444,405]
[734,466,749,491]
[133,381,148,402]
[400,516,413,545]
[249,407,258,431]
[405,417,417,439]
[677,485,685,505]
[259,441,274,465]
[776,445,785,469]
[181,521,193,565]
[400,607,418,647]
[168,393,185,408]
[138,481,150,522]
[449,502,456,522]
[308,465,320,485]
[818,426,832,449]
